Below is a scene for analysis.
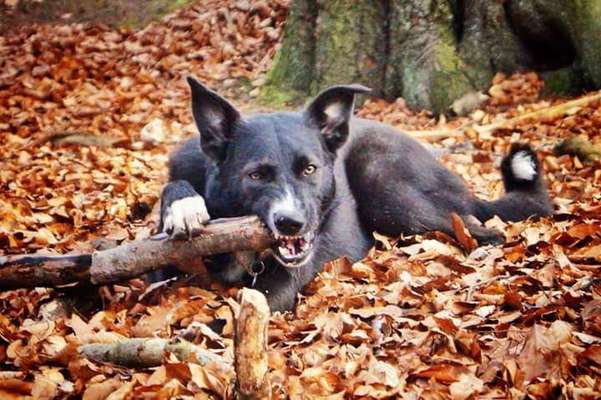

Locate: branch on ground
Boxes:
[79,288,272,400]
[79,337,225,369]
[554,135,601,162]
[234,288,271,400]
[406,90,601,140]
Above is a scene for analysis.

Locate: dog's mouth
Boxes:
[271,232,315,268]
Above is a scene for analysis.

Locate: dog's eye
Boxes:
[303,164,317,176]
[249,171,264,181]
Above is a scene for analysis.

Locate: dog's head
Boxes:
[187,77,369,267]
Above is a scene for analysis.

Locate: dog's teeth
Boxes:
[273,229,315,264]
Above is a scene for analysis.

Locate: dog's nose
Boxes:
[274,213,304,236]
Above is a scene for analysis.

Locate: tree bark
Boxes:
[261,0,318,105]
[0,216,273,289]
[458,0,527,83]
[507,0,601,89]
[312,0,388,95]
[385,0,476,113]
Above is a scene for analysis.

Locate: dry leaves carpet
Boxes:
[0,1,600,399]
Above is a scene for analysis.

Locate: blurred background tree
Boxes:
[3,0,601,114]
[0,0,193,29]
[262,0,601,113]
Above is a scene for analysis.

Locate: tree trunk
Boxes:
[385,0,476,113]
[507,0,601,89]
[260,0,318,105]
[264,0,601,114]
[312,1,388,95]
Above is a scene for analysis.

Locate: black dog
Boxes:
[158,77,552,311]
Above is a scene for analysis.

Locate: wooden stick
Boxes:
[79,337,226,368]
[406,90,601,140]
[0,216,273,289]
[234,288,271,400]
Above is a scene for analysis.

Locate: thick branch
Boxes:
[0,216,273,289]
[234,289,271,400]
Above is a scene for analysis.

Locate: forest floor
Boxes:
[0,0,600,399]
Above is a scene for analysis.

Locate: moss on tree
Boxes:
[261,0,318,107]
[541,67,585,96]
[312,0,387,95]
[387,1,476,113]
[569,0,601,87]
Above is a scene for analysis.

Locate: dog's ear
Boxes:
[305,84,371,152]
[187,76,241,161]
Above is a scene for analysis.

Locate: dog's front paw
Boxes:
[162,196,210,239]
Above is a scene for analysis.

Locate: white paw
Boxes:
[163,196,210,238]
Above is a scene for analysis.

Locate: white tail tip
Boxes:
[511,151,537,181]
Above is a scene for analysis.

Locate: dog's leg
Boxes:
[419,212,504,246]
[160,180,210,239]
[204,252,249,285]
[462,215,504,245]
[417,212,504,247]
[245,264,308,312]
[254,276,299,312]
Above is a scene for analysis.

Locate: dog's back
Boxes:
[344,117,551,242]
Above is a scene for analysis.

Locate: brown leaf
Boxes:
[451,213,478,251]
[410,363,462,383]
[449,373,484,400]
[82,378,122,400]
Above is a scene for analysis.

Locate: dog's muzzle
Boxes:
[271,231,315,268]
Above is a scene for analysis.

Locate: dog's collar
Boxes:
[249,260,265,287]
[232,250,266,287]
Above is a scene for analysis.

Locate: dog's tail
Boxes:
[475,143,553,222]
[500,143,544,192]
